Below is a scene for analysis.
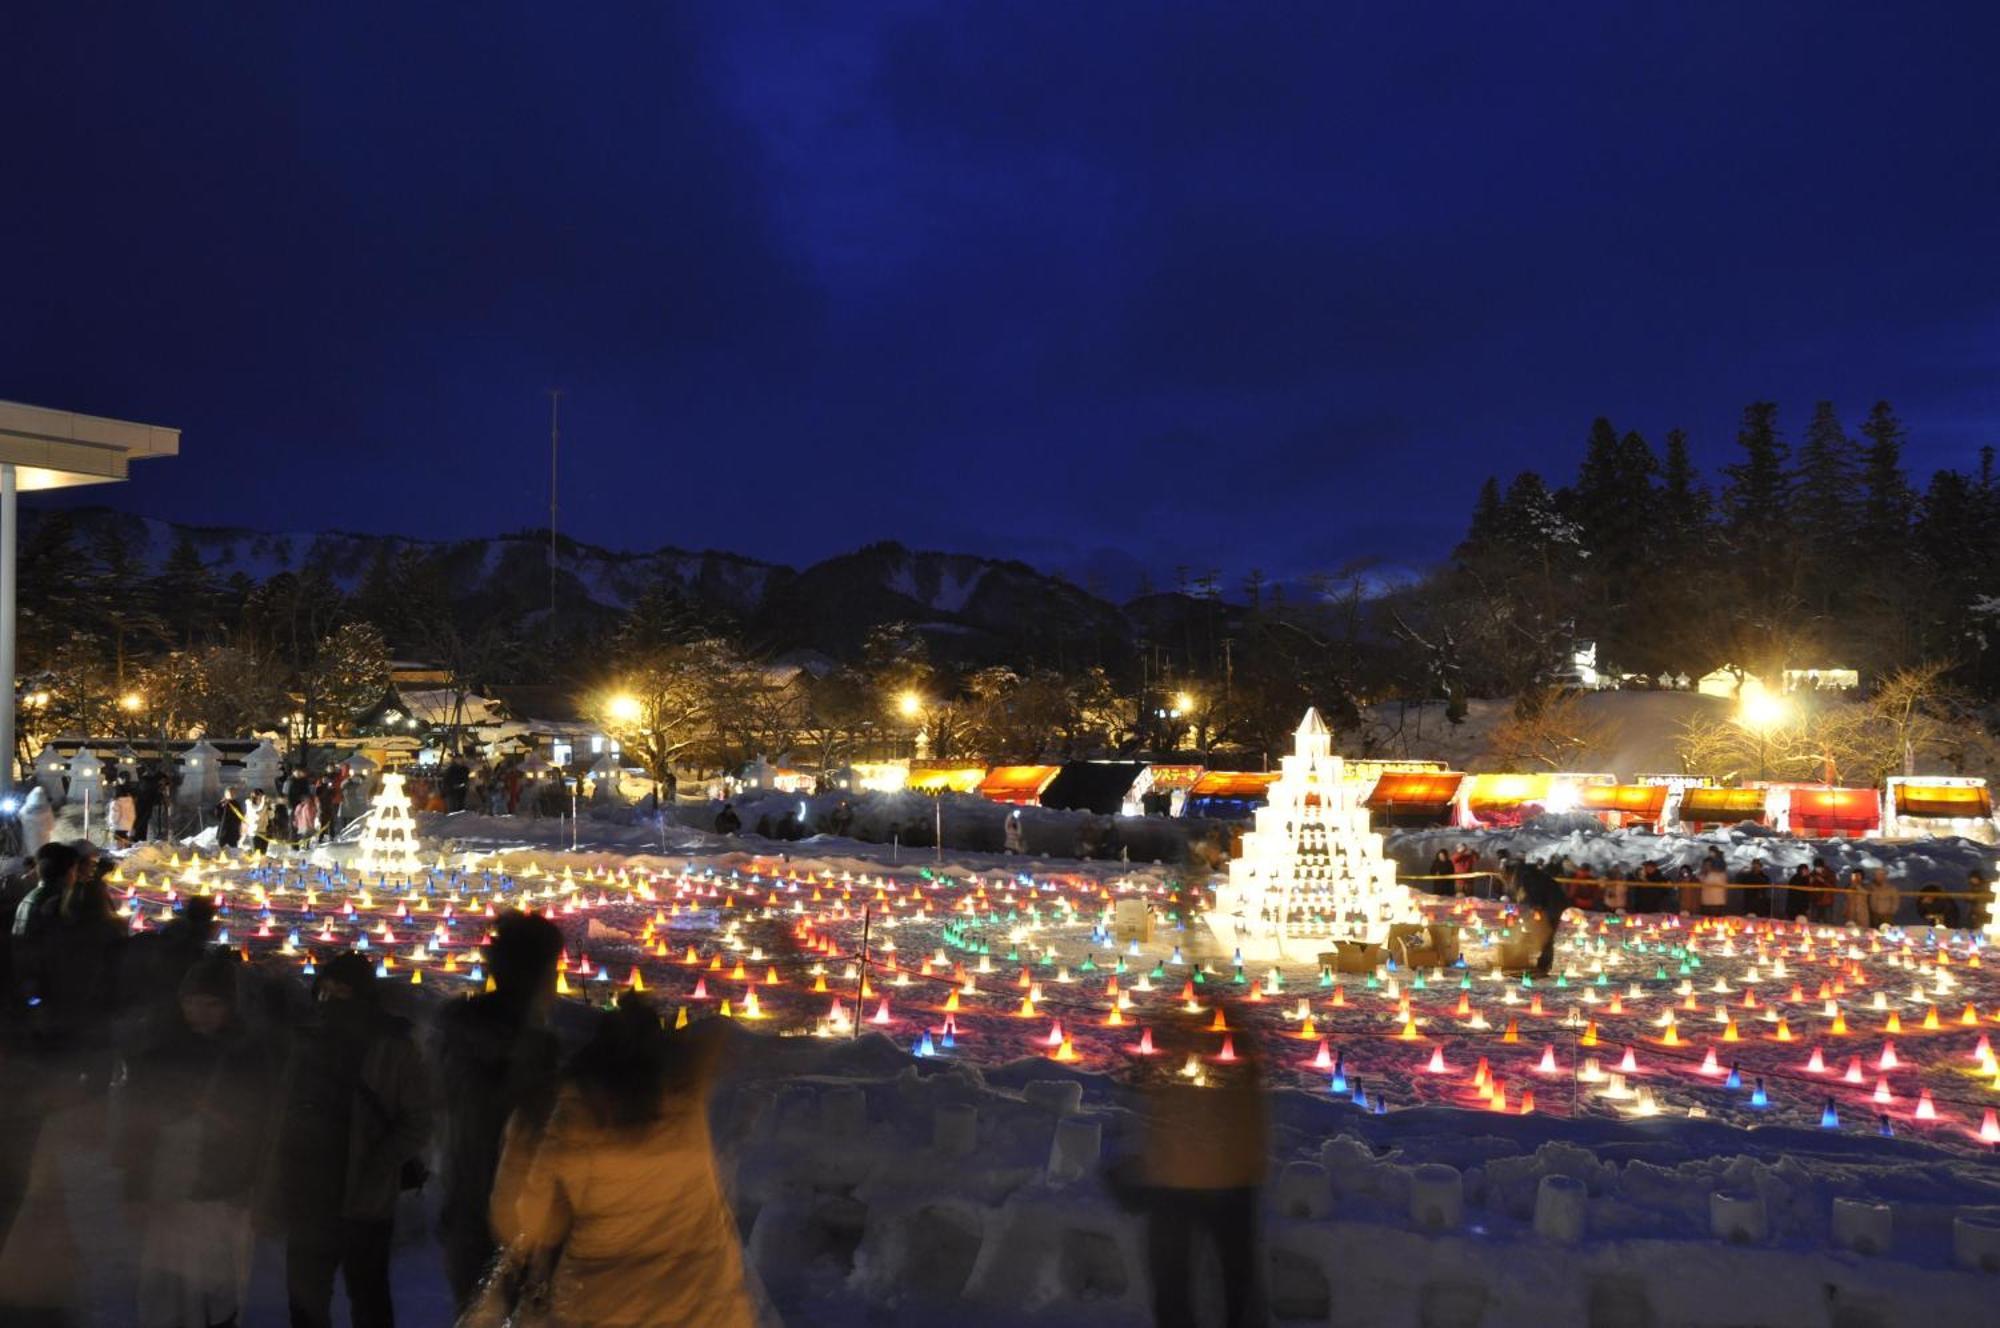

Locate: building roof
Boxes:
[0,400,179,490]
[487,685,588,724]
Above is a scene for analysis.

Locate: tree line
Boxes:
[18,399,1998,779]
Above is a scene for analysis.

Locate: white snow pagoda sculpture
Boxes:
[354,770,424,880]
[1207,708,1422,962]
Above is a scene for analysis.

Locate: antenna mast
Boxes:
[548,388,563,620]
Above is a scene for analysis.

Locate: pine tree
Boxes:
[1456,476,1505,561]
[1660,428,1713,540]
[1791,402,1857,527]
[1722,403,1790,529]
[151,533,221,648]
[1858,401,1913,551]
[1790,402,1859,615]
[1721,403,1792,603]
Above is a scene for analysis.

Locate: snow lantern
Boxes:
[587,750,626,805]
[66,748,103,808]
[240,739,282,794]
[178,739,222,806]
[33,746,67,806]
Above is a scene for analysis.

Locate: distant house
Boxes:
[352,684,612,768]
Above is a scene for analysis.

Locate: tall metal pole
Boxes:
[0,463,15,797]
[548,388,562,622]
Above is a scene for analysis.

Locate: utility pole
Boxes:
[548,388,562,622]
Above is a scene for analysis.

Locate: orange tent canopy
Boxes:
[977,765,1061,805]
[1789,786,1880,834]
[1463,772,1551,810]
[1187,771,1278,800]
[1577,784,1669,819]
[1895,783,1992,819]
[1365,772,1465,813]
[1679,787,1767,822]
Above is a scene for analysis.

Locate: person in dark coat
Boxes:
[124,896,220,1043]
[271,951,433,1328]
[432,911,563,1310]
[1135,1008,1268,1328]
[12,842,125,1073]
[284,769,315,847]
[116,951,276,1328]
[713,804,741,836]
[1511,860,1571,976]
[215,788,244,851]
[1735,858,1773,918]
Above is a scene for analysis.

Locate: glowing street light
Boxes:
[1738,683,1792,782]
[1173,690,1195,716]
[897,690,924,720]
[119,691,144,713]
[606,692,642,725]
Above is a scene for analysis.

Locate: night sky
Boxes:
[5,4,1997,594]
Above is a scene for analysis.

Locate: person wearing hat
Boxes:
[117,951,275,1328]
[270,951,432,1328]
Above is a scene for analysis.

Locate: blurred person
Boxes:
[243,790,272,855]
[271,951,432,1328]
[110,780,139,848]
[1697,855,1731,918]
[483,995,754,1328]
[1426,849,1455,897]
[215,787,244,852]
[1736,858,1772,919]
[433,911,564,1311]
[1866,869,1900,929]
[1511,858,1571,976]
[17,787,54,860]
[1785,864,1812,920]
[1807,859,1839,924]
[1003,810,1025,855]
[1134,1007,1267,1328]
[1843,868,1872,928]
[117,951,275,1328]
[1916,884,1959,930]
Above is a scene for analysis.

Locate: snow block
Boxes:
[1046,1116,1102,1184]
[1022,1079,1083,1116]
[1954,1211,2000,1272]
[959,1193,1145,1315]
[1710,1189,1768,1244]
[933,1102,978,1157]
[1275,1160,1332,1220]
[850,1198,989,1305]
[1533,1173,1587,1244]
[821,1085,867,1138]
[1409,1163,1464,1232]
[1830,1197,1892,1256]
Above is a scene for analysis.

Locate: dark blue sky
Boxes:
[5,3,1997,593]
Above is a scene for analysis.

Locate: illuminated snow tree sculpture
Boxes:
[1209,708,1422,961]
[355,769,424,880]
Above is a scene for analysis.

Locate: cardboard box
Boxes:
[1324,941,1387,974]
[1112,897,1154,944]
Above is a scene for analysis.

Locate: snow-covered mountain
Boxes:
[27,509,1142,663]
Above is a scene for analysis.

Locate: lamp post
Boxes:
[1739,687,1792,784]
[897,690,926,761]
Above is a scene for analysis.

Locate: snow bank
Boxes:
[1389,817,2000,892]
[704,1031,2000,1326]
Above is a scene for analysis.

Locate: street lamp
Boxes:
[1739,686,1791,783]
[897,690,924,720]
[607,692,642,725]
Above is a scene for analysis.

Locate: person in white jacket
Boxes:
[109,781,139,847]
[18,785,55,858]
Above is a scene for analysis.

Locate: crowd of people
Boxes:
[0,840,760,1327]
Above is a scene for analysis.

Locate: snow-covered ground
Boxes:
[18,817,2000,1325]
